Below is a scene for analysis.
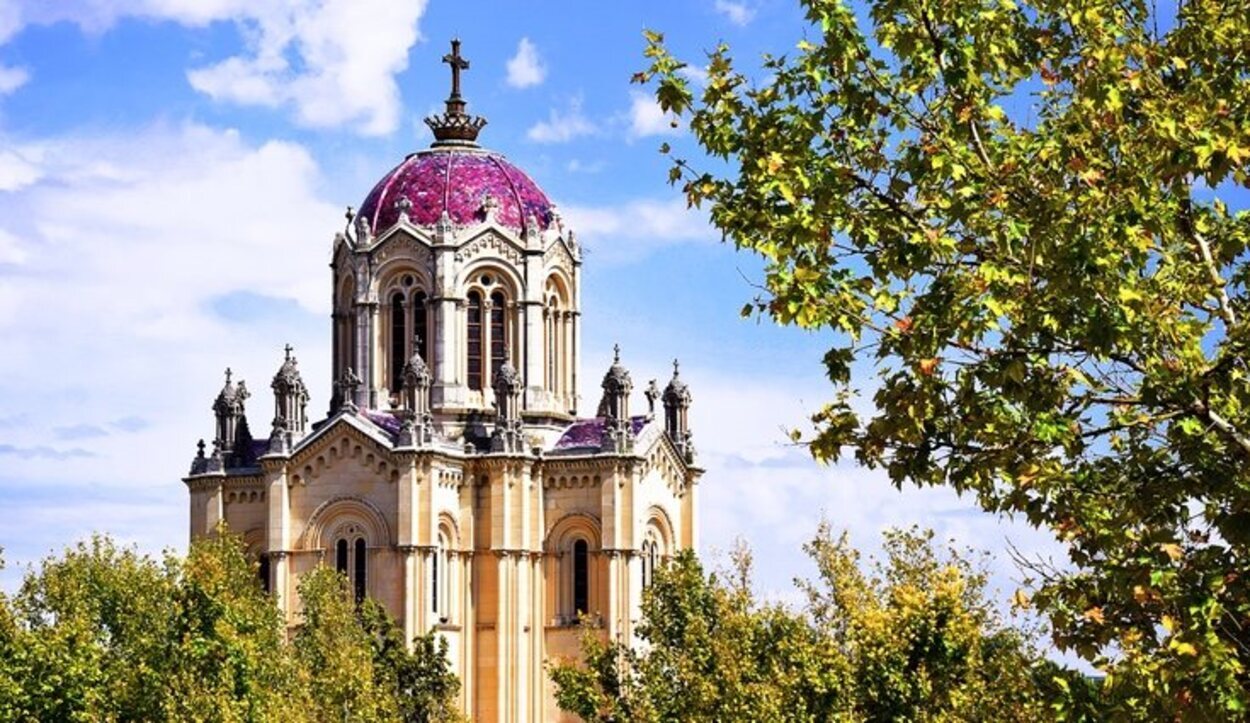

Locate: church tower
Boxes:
[184,40,702,722]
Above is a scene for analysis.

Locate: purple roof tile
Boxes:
[361,409,402,441]
[553,416,649,451]
[358,148,554,235]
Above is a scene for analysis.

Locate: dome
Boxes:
[357,147,555,236]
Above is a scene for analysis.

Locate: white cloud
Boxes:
[0,63,28,94]
[714,0,756,26]
[679,64,709,87]
[0,146,42,190]
[0,228,27,265]
[185,1,426,135]
[527,97,597,143]
[627,90,681,138]
[561,196,715,262]
[505,37,546,89]
[565,158,604,174]
[0,1,427,135]
[0,122,339,506]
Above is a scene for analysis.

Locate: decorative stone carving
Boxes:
[395,196,414,224]
[544,238,575,274]
[373,234,435,271]
[454,232,522,267]
[336,367,362,414]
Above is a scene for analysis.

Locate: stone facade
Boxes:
[183,42,701,723]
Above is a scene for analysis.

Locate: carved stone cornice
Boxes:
[184,476,224,492]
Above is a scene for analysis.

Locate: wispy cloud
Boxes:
[561,196,715,262]
[527,97,597,143]
[714,0,756,26]
[111,416,150,433]
[505,37,546,89]
[53,424,109,441]
[565,158,605,174]
[0,444,94,460]
[0,64,28,95]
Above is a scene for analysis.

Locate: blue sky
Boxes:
[0,0,1064,627]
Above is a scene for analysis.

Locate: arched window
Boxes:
[641,541,650,590]
[334,534,368,603]
[490,290,507,379]
[433,531,451,620]
[413,291,429,366]
[258,554,271,594]
[432,546,439,615]
[573,539,589,616]
[390,292,406,392]
[546,300,558,392]
[336,539,349,575]
[467,291,483,391]
[354,538,367,603]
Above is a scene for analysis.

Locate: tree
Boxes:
[551,526,1080,721]
[639,0,1250,716]
[0,535,460,722]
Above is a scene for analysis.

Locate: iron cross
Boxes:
[442,39,470,100]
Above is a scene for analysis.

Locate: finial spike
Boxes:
[673,358,680,377]
[613,343,621,364]
[225,367,232,383]
[284,344,293,360]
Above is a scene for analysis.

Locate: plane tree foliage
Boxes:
[0,536,460,722]
[639,0,1250,716]
[550,526,1097,721]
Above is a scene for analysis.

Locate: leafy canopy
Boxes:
[550,526,1092,722]
[639,0,1250,717]
[0,535,460,723]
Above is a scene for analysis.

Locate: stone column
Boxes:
[265,464,291,618]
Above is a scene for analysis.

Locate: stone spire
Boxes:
[663,359,694,461]
[212,368,254,467]
[491,362,525,453]
[424,39,487,147]
[268,345,309,454]
[398,337,435,448]
[598,344,635,453]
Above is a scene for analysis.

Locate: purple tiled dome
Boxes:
[358,148,554,235]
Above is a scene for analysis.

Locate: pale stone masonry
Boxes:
[183,41,701,723]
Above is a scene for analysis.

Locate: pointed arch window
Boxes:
[467,291,483,391]
[573,539,589,616]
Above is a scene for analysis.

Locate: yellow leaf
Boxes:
[1162,614,1177,633]
[1083,606,1105,624]
[1160,542,1183,562]
[767,152,784,174]
[1173,641,1197,656]
[1012,589,1030,608]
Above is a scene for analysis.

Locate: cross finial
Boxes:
[225,367,232,383]
[442,38,470,102]
[613,343,621,364]
[673,358,680,377]
[284,344,293,361]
